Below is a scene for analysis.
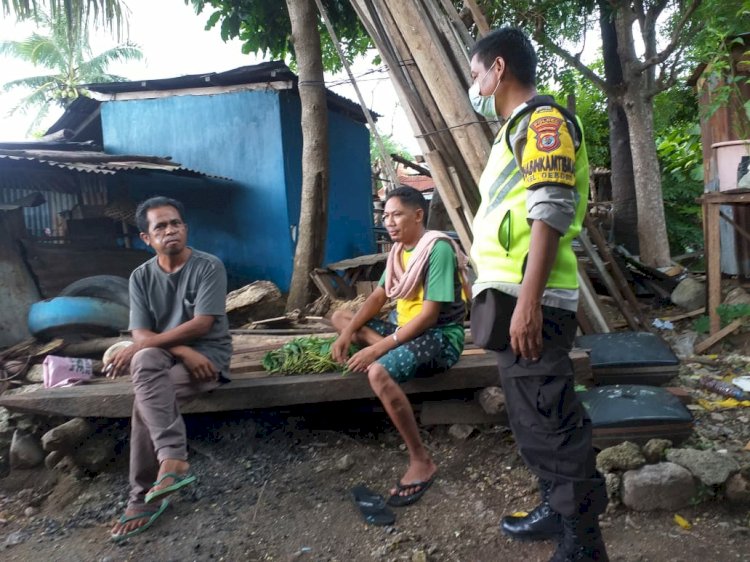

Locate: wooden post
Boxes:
[704,199,722,334]
[464,0,491,36]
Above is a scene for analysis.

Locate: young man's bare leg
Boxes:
[367,363,436,497]
[330,310,384,347]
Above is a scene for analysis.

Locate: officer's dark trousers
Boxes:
[473,289,608,518]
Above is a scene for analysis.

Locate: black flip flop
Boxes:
[386,474,436,507]
[351,484,396,526]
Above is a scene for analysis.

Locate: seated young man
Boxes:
[331,186,468,506]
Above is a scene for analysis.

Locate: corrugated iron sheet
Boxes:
[0,177,107,237]
[0,152,229,181]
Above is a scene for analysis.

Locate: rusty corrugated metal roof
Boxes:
[0,148,232,181]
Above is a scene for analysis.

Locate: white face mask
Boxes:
[468,61,501,120]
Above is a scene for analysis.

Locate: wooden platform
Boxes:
[0,352,499,418]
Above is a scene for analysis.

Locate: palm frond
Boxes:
[77,41,142,74]
[1,1,128,39]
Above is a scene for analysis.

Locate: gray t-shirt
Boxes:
[129,248,232,376]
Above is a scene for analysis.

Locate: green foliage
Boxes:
[185,0,371,73]
[370,130,412,167]
[693,303,750,333]
[539,59,610,169]
[656,124,705,254]
[688,2,750,139]
[0,8,142,131]
[262,336,355,375]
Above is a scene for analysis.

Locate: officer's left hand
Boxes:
[509,301,543,361]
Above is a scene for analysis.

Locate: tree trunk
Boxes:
[285,0,330,311]
[622,89,671,267]
[599,1,639,253]
[613,1,670,267]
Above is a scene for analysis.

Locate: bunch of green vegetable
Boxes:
[262,336,358,375]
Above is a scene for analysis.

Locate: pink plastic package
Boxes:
[42,355,94,388]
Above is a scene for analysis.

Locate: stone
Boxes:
[45,450,66,470]
[725,472,750,504]
[448,424,475,440]
[666,448,740,486]
[4,530,28,546]
[336,454,354,472]
[723,287,750,307]
[25,364,44,383]
[42,418,95,452]
[622,462,695,511]
[477,387,505,415]
[605,472,621,504]
[671,277,706,310]
[642,439,673,464]
[596,441,646,473]
[72,436,115,474]
[412,550,428,562]
[9,430,44,469]
[24,506,38,517]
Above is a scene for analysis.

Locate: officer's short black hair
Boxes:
[135,196,186,233]
[470,27,537,87]
[385,186,429,222]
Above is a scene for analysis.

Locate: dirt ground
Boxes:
[1,400,749,562]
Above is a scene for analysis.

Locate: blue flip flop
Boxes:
[111,500,170,542]
[144,472,197,504]
[386,474,437,507]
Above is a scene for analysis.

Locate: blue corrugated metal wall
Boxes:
[102,91,294,289]
[278,91,375,267]
[101,88,374,292]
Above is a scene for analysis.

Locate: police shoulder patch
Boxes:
[521,106,576,190]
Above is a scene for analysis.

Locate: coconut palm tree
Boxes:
[0,8,142,131]
[2,0,125,35]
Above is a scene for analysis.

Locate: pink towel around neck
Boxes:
[384,230,470,300]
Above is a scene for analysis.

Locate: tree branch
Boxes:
[533,31,610,95]
[649,43,687,97]
[637,0,702,72]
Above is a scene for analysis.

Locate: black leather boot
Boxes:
[500,479,563,541]
[549,513,609,562]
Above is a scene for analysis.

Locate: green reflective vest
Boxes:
[470,101,589,289]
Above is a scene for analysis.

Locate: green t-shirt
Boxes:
[379,239,465,352]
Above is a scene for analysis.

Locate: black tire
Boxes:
[59,275,130,308]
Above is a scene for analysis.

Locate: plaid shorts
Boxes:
[366,319,461,383]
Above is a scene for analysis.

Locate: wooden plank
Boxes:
[694,318,743,354]
[419,399,507,425]
[0,353,500,418]
[584,217,653,332]
[579,229,640,331]
[661,307,706,322]
[424,150,473,251]
[577,266,611,333]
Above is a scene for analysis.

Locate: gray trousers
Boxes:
[128,347,219,507]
